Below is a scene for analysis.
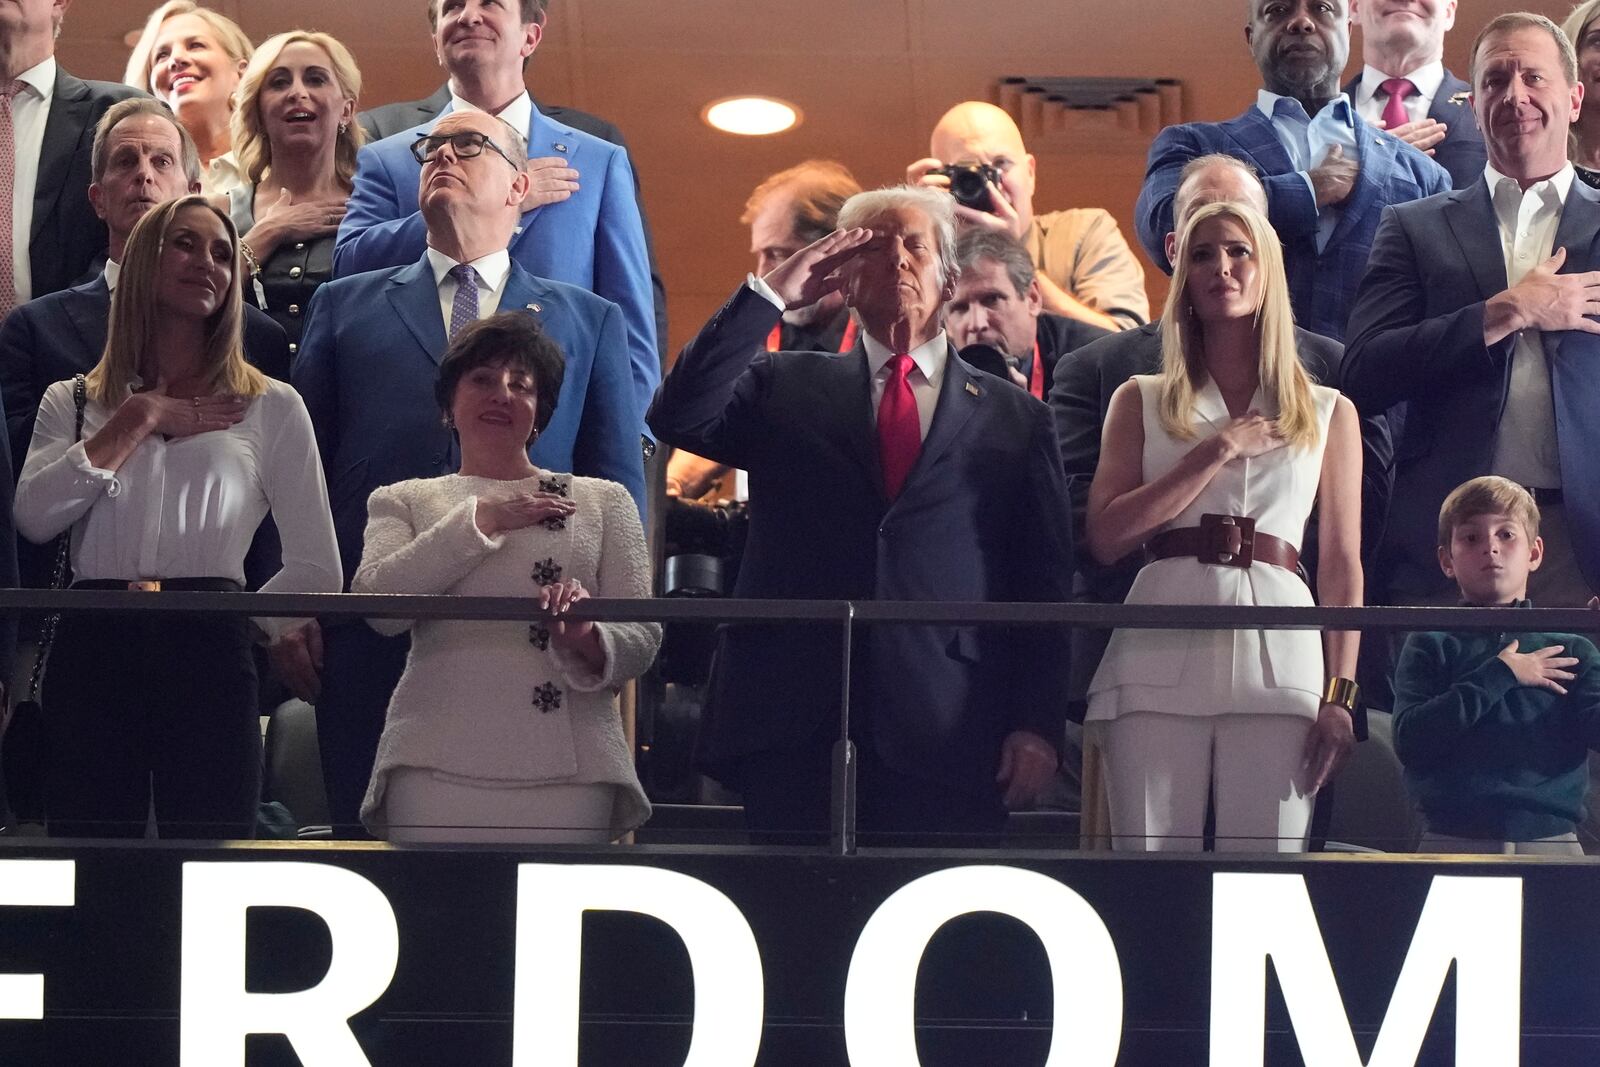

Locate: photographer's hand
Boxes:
[906,157,949,190]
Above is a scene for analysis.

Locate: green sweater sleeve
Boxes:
[1391,632,1522,770]
[1567,638,1600,751]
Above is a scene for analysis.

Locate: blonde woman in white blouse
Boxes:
[14,195,340,838]
[353,312,658,844]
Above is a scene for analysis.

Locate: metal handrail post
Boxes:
[830,601,857,856]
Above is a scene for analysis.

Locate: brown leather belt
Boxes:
[1146,514,1299,573]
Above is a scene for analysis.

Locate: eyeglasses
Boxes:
[410,131,521,169]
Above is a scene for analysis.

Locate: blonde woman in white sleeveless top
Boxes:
[1084,202,1362,852]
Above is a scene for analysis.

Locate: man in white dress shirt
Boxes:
[0,0,141,316]
[1347,0,1487,188]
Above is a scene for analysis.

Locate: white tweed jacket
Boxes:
[351,471,659,834]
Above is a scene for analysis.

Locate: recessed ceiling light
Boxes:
[702,96,801,136]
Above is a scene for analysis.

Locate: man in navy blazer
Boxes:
[1345,0,1486,189]
[1344,13,1600,608]
[1135,0,1450,341]
[333,0,657,428]
[649,186,1076,841]
[296,107,643,833]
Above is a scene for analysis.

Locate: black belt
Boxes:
[1524,486,1563,506]
[71,578,242,592]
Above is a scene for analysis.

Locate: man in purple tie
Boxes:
[649,185,1076,843]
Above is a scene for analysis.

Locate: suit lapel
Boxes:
[1426,73,1474,126]
[1220,107,1295,180]
[1444,179,1508,298]
[32,69,89,243]
[1328,118,1394,249]
[509,106,580,255]
[385,258,448,364]
[898,346,980,497]
[831,346,882,494]
[62,276,110,361]
[1542,181,1600,366]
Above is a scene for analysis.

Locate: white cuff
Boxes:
[746,273,786,311]
[66,441,121,497]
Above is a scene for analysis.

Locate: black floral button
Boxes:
[532,682,563,713]
[538,478,570,530]
[528,623,550,651]
[531,558,562,586]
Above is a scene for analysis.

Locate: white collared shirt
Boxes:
[9,55,56,307]
[445,88,533,149]
[1354,60,1446,127]
[427,246,513,332]
[201,150,244,199]
[746,273,945,440]
[102,259,121,292]
[1486,161,1572,488]
[1255,89,1360,252]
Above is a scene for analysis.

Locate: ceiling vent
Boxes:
[994,77,1184,140]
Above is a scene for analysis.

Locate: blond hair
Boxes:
[232,31,366,187]
[1437,476,1541,547]
[1157,201,1318,449]
[124,1,253,95]
[89,196,265,406]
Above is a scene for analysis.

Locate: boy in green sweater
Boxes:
[1392,476,1600,855]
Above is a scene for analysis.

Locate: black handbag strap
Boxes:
[24,374,88,704]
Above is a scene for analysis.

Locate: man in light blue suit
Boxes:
[296,107,644,833]
[333,0,658,425]
[1134,0,1450,342]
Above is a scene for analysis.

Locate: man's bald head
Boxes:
[1165,154,1268,264]
[928,101,1037,231]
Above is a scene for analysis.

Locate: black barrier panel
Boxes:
[1,844,1598,1065]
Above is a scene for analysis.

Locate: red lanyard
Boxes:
[766,318,859,354]
[1028,339,1045,400]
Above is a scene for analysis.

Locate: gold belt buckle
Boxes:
[128,580,161,592]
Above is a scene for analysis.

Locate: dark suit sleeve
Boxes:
[0,378,18,684]
[0,308,41,479]
[1341,206,1512,416]
[1011,403,1076,745]
[646,284,782,469]
[242,308,292,383]
[573,301,648,517]
[1046,344,1102,553]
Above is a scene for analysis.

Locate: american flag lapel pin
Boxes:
[964,381,980,397]
[527,303,542,313]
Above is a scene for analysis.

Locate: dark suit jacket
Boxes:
[28,70,143,301]
[0,274,290,474]
[1343,177,1600,602]
[356,84,668,367]
[648,284,1076,797]
[1134,103,1451,340]
[1343,69,1487,191]
[294,255,645,591]
[1034,311,1111,397]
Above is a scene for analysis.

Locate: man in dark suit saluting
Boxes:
[649,186,1076,842]
[0,0,141,314]
[1344,12,1600,608]
[1346,0,1486,189]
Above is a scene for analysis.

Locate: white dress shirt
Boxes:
[747,273,946,441]
[1486,162,1572,488]
[13,378,343,639]
[427,247,513,329]
[1354,61,1446,127]
[102,259,121,291]
[1255,89,1360,252]
[201,150,244,200]
[9,56,56,307]
[446,88,533,148]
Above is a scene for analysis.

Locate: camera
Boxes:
[936,161,1003,212]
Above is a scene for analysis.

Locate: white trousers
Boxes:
[382,767,616,845]
[1104,712,1314,853]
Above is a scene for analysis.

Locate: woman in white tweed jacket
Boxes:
[352,313,658,843]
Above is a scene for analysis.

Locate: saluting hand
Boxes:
[760,227,875,311]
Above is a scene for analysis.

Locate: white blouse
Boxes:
[13,378,342,639]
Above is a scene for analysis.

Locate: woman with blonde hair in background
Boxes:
[14,195,340,838]
[228,30,363,349]
[1085,201,1363,853]
[125,1,253,196]
[1564,1,1600,187]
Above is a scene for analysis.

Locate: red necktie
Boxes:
[1379,77,1415,132]
[0,81,24,319]
[878,353,921,500]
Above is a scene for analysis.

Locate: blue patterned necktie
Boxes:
[449,263,480,339]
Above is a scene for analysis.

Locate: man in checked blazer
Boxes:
[1135,0,1450,342]
[649,185,1076,842]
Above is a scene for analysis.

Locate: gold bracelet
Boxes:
[1322,676,1361,712]
[238,240,262,276]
